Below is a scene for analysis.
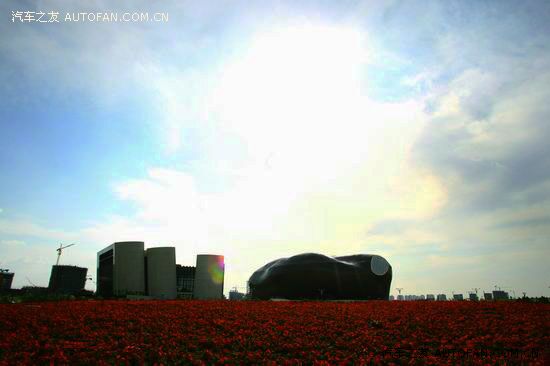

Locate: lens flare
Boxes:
[208,256,225,285]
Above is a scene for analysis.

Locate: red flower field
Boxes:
[0,300,548,365]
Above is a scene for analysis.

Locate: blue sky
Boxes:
[1,0,550,297]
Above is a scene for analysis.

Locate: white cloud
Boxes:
[68,21,455,292]
[0,219,75,241]
[3,0,549,296]
[0,239,25,247]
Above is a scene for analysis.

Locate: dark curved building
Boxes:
[248,253,392,300]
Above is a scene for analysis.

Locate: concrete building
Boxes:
[48,265,87,294]
[97,241,145,297]
[493,290,509,300]
[453,294,464,301]
[426,294,435,301]
[194,254,224,299]
[0,270,14,292]
[176,265,195,299]
[437,294,447,301]
[484,292,493,301]
[469,293,479,301]
[146,247,176,299]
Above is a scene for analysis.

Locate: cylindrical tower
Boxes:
[146,247,177,299]
[113,241,145,296]
[194,254,224,299]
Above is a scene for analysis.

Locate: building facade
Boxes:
[492,290,509,300]
[97,241,146,297]
[0,271,14,292]
[146,247,176,299]
[48,265,87,294]
[194,254,224,299]
[97,244,224,299]
[176,265,195,299]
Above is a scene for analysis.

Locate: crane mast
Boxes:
[56,243,75,265]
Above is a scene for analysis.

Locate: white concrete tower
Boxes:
[194,254,224,299]
[146,247,177,299]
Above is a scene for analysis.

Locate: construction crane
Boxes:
[25,276,37,287]
[56,243,75,265]
[500,286,515,298]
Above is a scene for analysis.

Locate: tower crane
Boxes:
[500,286,515,298]
[56,243,75,265]
[25,276,36,287]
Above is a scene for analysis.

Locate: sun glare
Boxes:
[212,24,376,174]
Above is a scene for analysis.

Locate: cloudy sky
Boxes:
[1,0,549,297]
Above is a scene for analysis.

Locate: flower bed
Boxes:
[0,300,548,364]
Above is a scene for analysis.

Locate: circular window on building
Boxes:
[370,255,389,276]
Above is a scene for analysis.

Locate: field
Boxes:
[0,300,548,365]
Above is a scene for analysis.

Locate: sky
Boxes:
[1,0,549,297]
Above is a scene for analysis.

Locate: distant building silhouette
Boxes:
[453,294,464,301]
[437,294,447,301]
[426,294,435,300]
[492,290,509,300]
[48,265,87,294]
[0,270,14,292]
[229,289,245,300]
[484,292,493,301]
[97,242,224,300]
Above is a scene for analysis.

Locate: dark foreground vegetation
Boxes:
[0,300,548,364]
